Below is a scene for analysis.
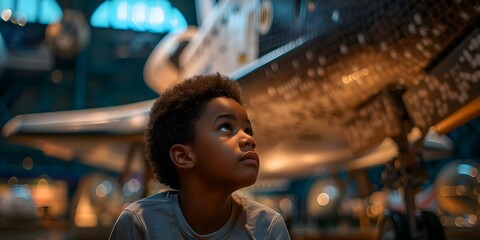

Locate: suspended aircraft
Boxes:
[2,0,480,239]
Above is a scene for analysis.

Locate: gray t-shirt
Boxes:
[109,190,290,240]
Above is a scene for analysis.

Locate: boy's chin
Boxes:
[239,176,258,189]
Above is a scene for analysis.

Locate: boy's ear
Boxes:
[169,144,195,169]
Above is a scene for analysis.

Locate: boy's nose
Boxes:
[239,134,256,150]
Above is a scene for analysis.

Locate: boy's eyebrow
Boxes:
[214,113,251,125]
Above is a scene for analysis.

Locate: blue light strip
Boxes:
[0,0,62,24]
[90,0,187,33]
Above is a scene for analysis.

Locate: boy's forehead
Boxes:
[202,97,248,120]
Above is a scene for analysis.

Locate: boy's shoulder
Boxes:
[233,193,282,218]
[231,193,290,239]
[124,189,178,213]
[110,190,186,239]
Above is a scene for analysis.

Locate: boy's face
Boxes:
[190,97,259,190]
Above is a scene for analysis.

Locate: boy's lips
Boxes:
[240,152,259,165]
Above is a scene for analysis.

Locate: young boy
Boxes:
[109,74,290,239]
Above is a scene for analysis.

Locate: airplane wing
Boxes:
[2,0,479,178]
[2,100,153,172]
[230,0,479,177]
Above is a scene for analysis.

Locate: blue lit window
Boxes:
[457,164,476,177]
[0,0,63,25]
[91,0,187,33]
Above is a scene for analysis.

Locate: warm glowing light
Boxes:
[362,68,370,75]
[1,9,12,21]
[341,68,370,84]
[472,168,479,178]
[467,214,477,224]
[261,149,349,174]
[454,217,465,227]
[40,141,75,160]
[129,115,147,127]
[37,178,49,189]
[440,216,449,226]
[75,213,98,227]
[267,87,276,96]
[75,193,98,227]
[440,186,450,196]
[30,180,68,217]
[370,191,386,204]
[317,193,330,206]
[370,204,380,215]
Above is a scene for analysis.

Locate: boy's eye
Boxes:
[219,123,233,133]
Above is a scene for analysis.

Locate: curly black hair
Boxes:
[145,73,243,190]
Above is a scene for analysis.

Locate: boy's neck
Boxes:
[178,188,234,235]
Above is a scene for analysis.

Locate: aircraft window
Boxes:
[90,0,187,33]
[457,164,475,177]
[0,0,62,25]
